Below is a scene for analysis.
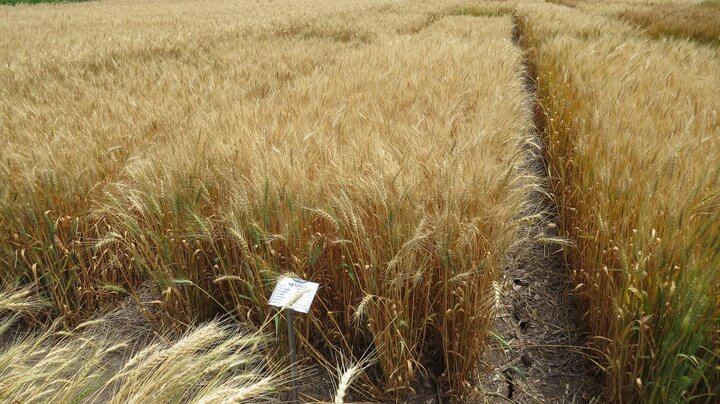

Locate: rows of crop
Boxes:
[0,0,535,400]
[518,1,720,402]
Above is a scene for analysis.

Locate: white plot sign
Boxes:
[268,277,319,313]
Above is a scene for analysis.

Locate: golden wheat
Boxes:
[0,320,284,402]
[619,2,720,44]
[1,0,536,399]
[518,0,720,401]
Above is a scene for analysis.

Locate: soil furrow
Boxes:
[473,15,603,404]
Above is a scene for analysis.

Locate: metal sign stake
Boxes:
[286,308,299,404]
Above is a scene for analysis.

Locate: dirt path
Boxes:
[472,17,604,403]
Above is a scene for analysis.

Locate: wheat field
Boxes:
[1,0,536,401]
[2,0,719,402]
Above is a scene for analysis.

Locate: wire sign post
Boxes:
[268,277,320,404]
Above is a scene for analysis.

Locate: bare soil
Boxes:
[473,227,605,403]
